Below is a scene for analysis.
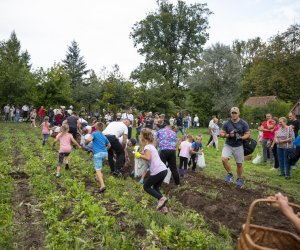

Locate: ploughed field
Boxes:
[1,123,299,249]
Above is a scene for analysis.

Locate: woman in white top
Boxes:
[207,118,220,150]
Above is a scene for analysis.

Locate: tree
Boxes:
[130,0,211,106]
[241,24,300,103]
[0,31,36,106]
[62,40,89,89]
[35,64,73,107]
[187,43,242,117]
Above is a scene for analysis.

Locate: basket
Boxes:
[237,198,300,250]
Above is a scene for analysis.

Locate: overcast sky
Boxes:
[1,0,299,78]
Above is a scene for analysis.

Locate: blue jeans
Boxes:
[277,148,290,177]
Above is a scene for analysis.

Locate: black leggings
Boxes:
[179,156,188,170]
[144,170,167,200]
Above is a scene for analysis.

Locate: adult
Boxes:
[193,114,199,128]
[288,112,300,168]
[121,108,134,139]
[67,112,80,140]
[48,107,55,127]
[274,117,295,179]
[156,122,180,186]
[158,114,168,129]
[4,104,10,122]
[54,110,63,126]
[206,115,216,148]
[144,112,154,129]
[22,104,29,121]
[270,117,280,170]
[220,107,250,187]
[9,105,15,122]
[136,112,144,144]
[176,112,185,135]
[288,112,299,138]
[15,106,20,123]
[38,106,45,124]
[259,113,275,166]
[103,119,130,175]
[79,107,87,120]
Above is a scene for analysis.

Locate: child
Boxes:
[85,122,111,193]
[207,118,219,150]
[30,108,37,127]
[51,125,61,138]
[190,135,204,171]
[135,128,168,213]
[177,135,187,157]
[40,116,50,145]
[124,138,137,176]
[179,135,193,177]
[52,124,81,178]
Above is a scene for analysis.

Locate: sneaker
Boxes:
[157,196,167,210]
[160,206,169,214]
[292,166,297,170]
[236,178,243,187]
[56,173,60,178]
[270,167,277,171]
[225,173,234,183]
[65,164,69,170]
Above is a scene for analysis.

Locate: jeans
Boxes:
[159,150,180,185]
[128,127,132,140]
[262,138,274,164]
[277,147,290,176]
[106,135,125,173]
[15,114,20,122]
[144,170,167,200]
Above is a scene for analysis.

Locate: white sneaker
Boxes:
[270,167,277,171]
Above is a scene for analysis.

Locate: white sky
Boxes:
[1,0,299,78]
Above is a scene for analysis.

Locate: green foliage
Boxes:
[131,0,211,106]
[63,40,89,89]
[240,24,300,103]
[242,100,293,125]
[35,64,73,107]
[188,43,242,118]
[0,31,36,106]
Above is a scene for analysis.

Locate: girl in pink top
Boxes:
[179,135,193,178]
[135,128,168,213]
[52,124,81,178]
[40,116,50,145]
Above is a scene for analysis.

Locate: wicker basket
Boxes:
[237,198,300,250]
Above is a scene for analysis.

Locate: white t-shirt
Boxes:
[194,116,199,123]
[208,119,214,128]
[79,118,88,124]
[103,121,128,138]
[179,141,192,158]
[22,105,29,112]
[121,113,134,127]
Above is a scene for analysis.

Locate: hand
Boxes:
[229,131,235,138]
[269,193,293,215]
[135,152,141,159]
[139,178,144,184]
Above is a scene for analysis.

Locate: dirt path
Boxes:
[163,171,300,243]
[9,144,45,250]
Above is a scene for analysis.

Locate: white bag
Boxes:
[252,154,262,165]
[163,168,172,184]
[133,146,148,177]
[197,153,206,169]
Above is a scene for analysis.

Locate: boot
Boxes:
[178,168,183,177]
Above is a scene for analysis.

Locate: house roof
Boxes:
[244,96,277,107]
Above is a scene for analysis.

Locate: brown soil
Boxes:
[163,171,300,243]
[11,171,45,249]
[12,146,26,166]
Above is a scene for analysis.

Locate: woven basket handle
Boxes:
[245,198,300,234]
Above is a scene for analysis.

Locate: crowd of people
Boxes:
[2,104,300,216]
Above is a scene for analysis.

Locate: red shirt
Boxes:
[261,120,275,139]
[38,107,45,118]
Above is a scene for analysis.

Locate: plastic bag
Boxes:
[163,167,172,184]
[197,153,206,169]
[133,145,148,177]
[252,154,262,165]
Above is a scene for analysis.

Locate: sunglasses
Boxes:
[231,112,237,114]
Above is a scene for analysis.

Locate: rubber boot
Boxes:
[183,169,188,178]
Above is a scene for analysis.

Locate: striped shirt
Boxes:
[275,126,295,149]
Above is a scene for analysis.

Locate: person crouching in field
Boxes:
[135,128,169,213]
[52,124,81,178]
[189,135,204,171]
[85,122,111,193]
[40,116,50,145]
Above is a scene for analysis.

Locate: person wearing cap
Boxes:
[220,107,250,187]
[121,108,134,139]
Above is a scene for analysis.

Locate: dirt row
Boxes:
[163,170,300,243]
[9,143,45,249]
